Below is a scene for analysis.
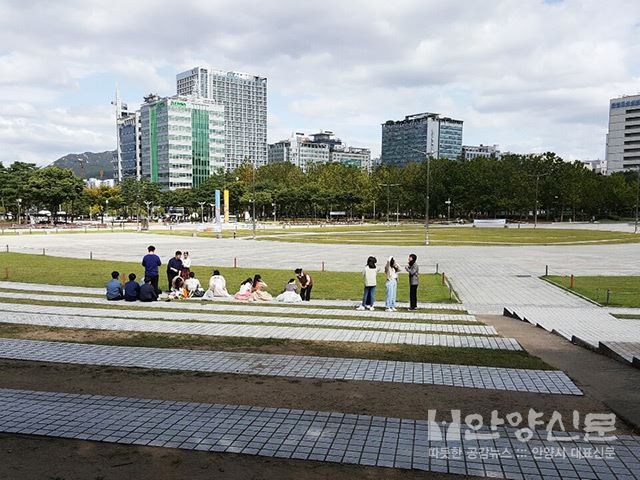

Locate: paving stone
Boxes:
[0,339,578,394]
[1,388,635,477]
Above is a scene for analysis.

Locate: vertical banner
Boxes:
[215,189,221,223]
[223,189,230,223]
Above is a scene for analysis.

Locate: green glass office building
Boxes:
[140,95,225,190]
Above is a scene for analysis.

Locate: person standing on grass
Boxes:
[357,256,378,311]
[295,268,313,301]
[405,253,419,310]
[106,271,124,301]
[384,256,400,312]
[141,245,161,295]
[167,250,183,291]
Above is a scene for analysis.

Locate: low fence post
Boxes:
[233,257,237,268]
[545,265,549,276]
[5,245,8,253]
[441,272,446,286]
[42,248,46,256]
[322,261,325,272]
[606,289,611,306]
[435,262,439,274]
[90,251,93,260]
[569,274,574,289]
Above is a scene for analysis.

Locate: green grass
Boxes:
[251,225,640,246]
[545,275,640,307]
[0,252,454,303]
[612,314,640,320]
[0,323,552,370]
[0,297,476,326]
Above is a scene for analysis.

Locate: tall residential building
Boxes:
[139,95,224,190]
[380,112,463,166]
[606,94,640,173]
[580,159,607,175]
[462,144,501,160]
[176,67,267,170]
[268,131,371,171]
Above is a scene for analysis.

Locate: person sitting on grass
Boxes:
[185,271,203,297]
[208,270,231,297]
[106,271,123,301]
[249,274,273,302]
[138,277,158,302]
[234,278,254,301]
[276,278,302,303]
[123,273,140,302]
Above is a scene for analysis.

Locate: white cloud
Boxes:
[0,0,638,165]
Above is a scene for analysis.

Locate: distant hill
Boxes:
[51,151,115,179]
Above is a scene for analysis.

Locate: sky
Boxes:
[0,0,639,166]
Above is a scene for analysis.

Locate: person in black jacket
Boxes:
[405,253,419,310]
[166,251,183,291]
[139,277,158,302]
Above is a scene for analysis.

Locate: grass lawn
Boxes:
[250,225,640,246]
[0,252,455,303]
[545,275,640,307]
[0,323,552,370]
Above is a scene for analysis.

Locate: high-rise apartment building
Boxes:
[139,95,224,190]
[176,67,267,170]
[606,94,640,173]
[380,112,463,166]
[268,131,371,171]
[112,89,141,181]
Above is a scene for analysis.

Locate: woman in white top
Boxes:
[384,256,400,311]
[180,251,192,280]
[208,269,231,297]
[356,256,378,311]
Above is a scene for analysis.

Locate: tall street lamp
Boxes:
[531,172,551,229]
[635,166,640,234]
[16,198,21,226]
[408,147,433,245]
[144,200,151,221]
[445,198,452,223]
[251,159,257,239]
[198,201,205,223]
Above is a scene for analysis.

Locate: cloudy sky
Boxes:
[0,0,639,165]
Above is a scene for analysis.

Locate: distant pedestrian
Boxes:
[167,250,183,291]
[384,257,400,311]
[106,271,123,301]
[141,245,162,295]
[405,253,419,310]
[357,256,377,311]
[295,268,313,301]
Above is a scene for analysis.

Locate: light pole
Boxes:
[16,198,22,226]
[408,147,433,245]
[250,158,257,239]
[209,203,215,223]
[372,200,376,221]
[531,172,551,229]
[103,199,109,224]
[198,201,205,223]
[635,166,640,234]
[445,198,452,223]
[272,202,277,222]
[379,182,400,224]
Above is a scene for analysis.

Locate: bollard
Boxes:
[90,251,93,260]
[233,257,237,268]
[5,245,8,253]
[569,274,574,289]
[322,261,325,272]
[545,265,549,276]
[441,272,446,286]
[435,263,439,274]
[42,248,45,256]
[606,289,611,305]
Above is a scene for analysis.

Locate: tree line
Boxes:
[1,152,638,223]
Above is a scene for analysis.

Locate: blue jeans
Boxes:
[385,279,397,308]
[362,286,376,307]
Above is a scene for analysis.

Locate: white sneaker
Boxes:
[385,308,392,312]
[356,305,365,311]
[367,305,374,311]
[391,307,397,312]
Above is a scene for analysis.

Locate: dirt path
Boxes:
[481,314,640,431]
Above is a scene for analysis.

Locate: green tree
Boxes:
[27,167,84,223]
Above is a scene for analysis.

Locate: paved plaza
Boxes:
[0,339,581,395]
[0,388,638,479]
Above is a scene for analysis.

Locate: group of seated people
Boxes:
[106,268,313,305]
[106,272,159,302]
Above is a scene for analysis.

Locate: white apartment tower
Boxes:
[606,94,640,173]
[176,67,267,170]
